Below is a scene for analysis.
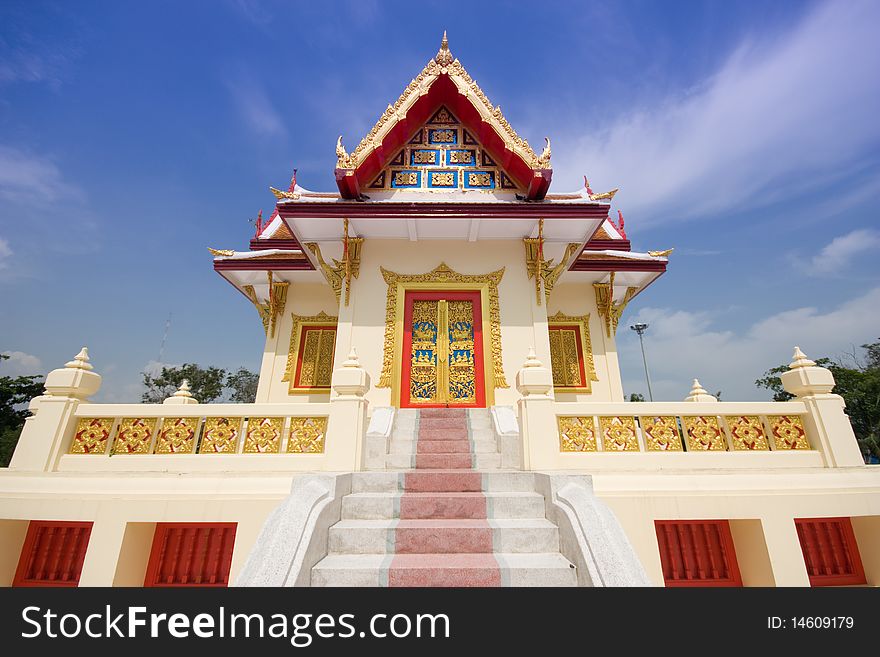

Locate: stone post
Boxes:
[325,347,370,471]
[780,346,864,467]
[516,348,556,470]
[9,348,102,472]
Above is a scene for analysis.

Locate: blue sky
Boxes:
[0,0,878,401]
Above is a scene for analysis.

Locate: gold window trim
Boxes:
[284,311,338,392]
[378,262,507,407]
[548,311,597,393]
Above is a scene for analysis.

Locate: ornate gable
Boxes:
[365,106,522,192]
[334,33,552,200]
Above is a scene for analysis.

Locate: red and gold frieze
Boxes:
[154,417,199,454]
[558,416,597,452]
[726,415,769,451]
[682,416,727,451]
[642,416,683,451]
[199,417,241,453]
[287,417,327,453]
[69,418,113,454]
[599,416,640,451]
[244,417,284,453]
[111,418,157,454]
[768,415,810,450]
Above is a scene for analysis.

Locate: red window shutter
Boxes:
[144,523,237,587]
[654,520,742,587]
[795,518,865,587]
[13,521,93,587]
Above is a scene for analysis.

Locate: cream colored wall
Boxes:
[594,468,880,587]
[258,282,338,403]
[271,240,555,409]
[549,282,625,402]
[0,473,293,586]
[0,519,29,585]
[851,516,880,585]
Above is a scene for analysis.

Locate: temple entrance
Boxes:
[400,290,486,408]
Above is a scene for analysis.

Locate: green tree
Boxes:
[756,342,879,461]
[142,363,227,403]
[628,393,645,402]
[0,354,45,467]
[226,367,259,403]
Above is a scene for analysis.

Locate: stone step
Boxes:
[390,438,497,454]
[328,519,559,554]
[342,491,546,520]
[385,452,501,470]
[351,471,535,493]
[391,427,495,441]
[417,417,469,430]
[311,553,577,587]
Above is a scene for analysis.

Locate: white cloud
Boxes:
[0,145,82,204]
[0,351,43,376]
[0,237,11,269]
[225,75,287,138]
[807,229,880,274]
[552,0,880,222]
[619,286,880,401]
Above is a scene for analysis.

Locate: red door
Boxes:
[401,290,486,408]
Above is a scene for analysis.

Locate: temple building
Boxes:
[0,35,877,588]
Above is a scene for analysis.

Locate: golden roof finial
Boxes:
[436,30,453,66]
[537,137,552,168]
[336,135,353,169]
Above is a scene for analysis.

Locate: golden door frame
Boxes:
[379,263,507,408]
[283,311,339,391]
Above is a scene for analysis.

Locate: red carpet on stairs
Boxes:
[388,408,502,587]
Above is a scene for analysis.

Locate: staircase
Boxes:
[312,408,577,587]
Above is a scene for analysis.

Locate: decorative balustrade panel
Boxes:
[70,413,329,455]
[642,416,683,451]
[768,415,810,450]
[599,416,639,451]
[287,417,328,453]
[111,418,158,454]
[154,417,200,454]
[558,416,597,452]
[70,418,113,454]
[555,410,812,454]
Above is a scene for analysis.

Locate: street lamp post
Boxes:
[630,322,654,401]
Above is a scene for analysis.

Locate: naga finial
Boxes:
[336,135,353,169]
[537,137,552,168]
[435,30,454,66]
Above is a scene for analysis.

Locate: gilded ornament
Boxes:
[243,417,284,453]
[648,248,674,258]
[599,416,639,451]
[467,172,492,186]
[682,416,727,451]
[588,188,619,201]
[558,416,597,452]
[199,417,241,453]
[393,172,419,186]
[430,171,455,186]
[111,417,157,454]
[726,415,769,451]
[642,416,683,451]
[154,417,199,454]
[288,417,328,453]
[593,272,638,337]
[768,415,810,450]
[335,135,354,169]
[378,263,507,390]
[243,272,289,338]
[548,311,597,390]
[306,236,363,306]
[207,247,235,257]
[270,186,300,200]
[70,417,112,454]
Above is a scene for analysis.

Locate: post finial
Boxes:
[343,347,361,368]
[684,378,717,402]
[523,347,542,368]
[65,347,94,371]
[789,346,816,369]
[173,379,193,398]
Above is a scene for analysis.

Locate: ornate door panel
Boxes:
[401,291,485,407]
